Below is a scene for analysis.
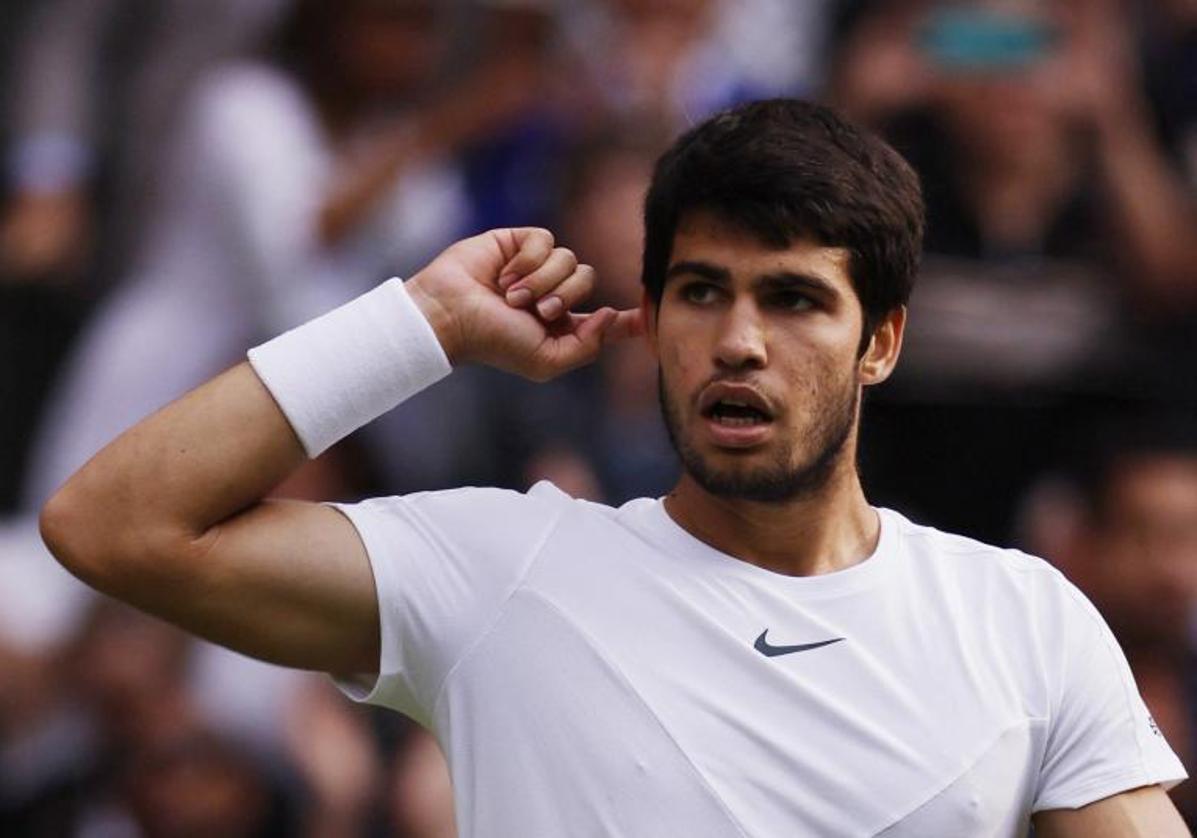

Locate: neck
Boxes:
[662,447,879,577]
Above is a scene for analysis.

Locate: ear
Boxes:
[641,290,660,359]
[858,306,906,386]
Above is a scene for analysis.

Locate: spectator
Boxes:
[559,0,810,133]
[1141,0,1197,190]
[0,600,290,836]
[388,728,457,838]
[13,0,474,517]
[0,0,286,514]
[0,0,286,284]
[832,0,1197,542]
[554,128,680,502]
[1037,412,1197,825]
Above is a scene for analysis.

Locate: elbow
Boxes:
[39,478,154,593]
[40,477,200,603]
[40,481,106,586]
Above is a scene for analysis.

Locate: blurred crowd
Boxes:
[0,0,1194,834]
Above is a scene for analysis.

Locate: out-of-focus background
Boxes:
[0,0,1194,834]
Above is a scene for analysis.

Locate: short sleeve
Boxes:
[328,483,569,726]
[1033,579,1187,811]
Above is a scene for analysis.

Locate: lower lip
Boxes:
[701,416,774,448]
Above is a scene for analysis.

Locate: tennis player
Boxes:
[41,100,1188,835]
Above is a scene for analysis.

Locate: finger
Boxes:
[568,306,644,346]
[604,308,645,342]
[534,264,595,321]
[497,228,554,289]
[504,247,577,307]
[544,308,616,372]
[533,307,645,379]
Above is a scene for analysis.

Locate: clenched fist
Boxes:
[405,228,644,381]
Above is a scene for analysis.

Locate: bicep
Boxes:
[1033,785,1191,838]
[161,499,380,675]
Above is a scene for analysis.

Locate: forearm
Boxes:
[1095,111,1197,301]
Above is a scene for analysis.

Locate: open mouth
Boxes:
[702,400,774,427]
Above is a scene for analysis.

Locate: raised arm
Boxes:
[39,228,642,674]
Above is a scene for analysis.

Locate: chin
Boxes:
[683,443,837,505]
[658,370,859,504]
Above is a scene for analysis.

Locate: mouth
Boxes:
[702,401,773,427]
[697,385,776,447]
[699,384,775,424]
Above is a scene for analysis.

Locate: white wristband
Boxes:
[247,277,451,457]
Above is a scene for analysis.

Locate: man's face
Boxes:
[648,211,894,503]
[1086,455,1197,648]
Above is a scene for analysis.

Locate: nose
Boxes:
[713,298,766,371]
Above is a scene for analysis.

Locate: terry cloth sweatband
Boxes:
[247,277,451,457]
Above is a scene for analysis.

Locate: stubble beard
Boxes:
[658,371,859,505]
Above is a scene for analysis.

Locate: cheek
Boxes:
[778,344,849,403]
[657,322,700,377]
[660,344,699,397]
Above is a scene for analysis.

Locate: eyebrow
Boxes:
[665,260,838,297]
[665,261,730,284]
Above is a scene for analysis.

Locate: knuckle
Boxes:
[561,281,587,305]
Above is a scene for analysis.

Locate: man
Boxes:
[40,100,1188,835]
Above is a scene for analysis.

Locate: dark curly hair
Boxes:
[641,99,925,352]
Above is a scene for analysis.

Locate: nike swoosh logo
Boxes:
[754,630,845,658]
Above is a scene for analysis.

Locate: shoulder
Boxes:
[885,511,1129,725]
[891,509,1062,580]
[886,509,1095,630]
[354,480,602,516]
[337,481,615,553]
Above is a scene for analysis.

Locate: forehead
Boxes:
[668,211,853,292]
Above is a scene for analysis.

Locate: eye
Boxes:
[679,282,722,304]
[767,289,815,311]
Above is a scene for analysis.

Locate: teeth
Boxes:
[714,415,762,427]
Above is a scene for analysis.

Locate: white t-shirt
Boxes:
[334,482,1186,837]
